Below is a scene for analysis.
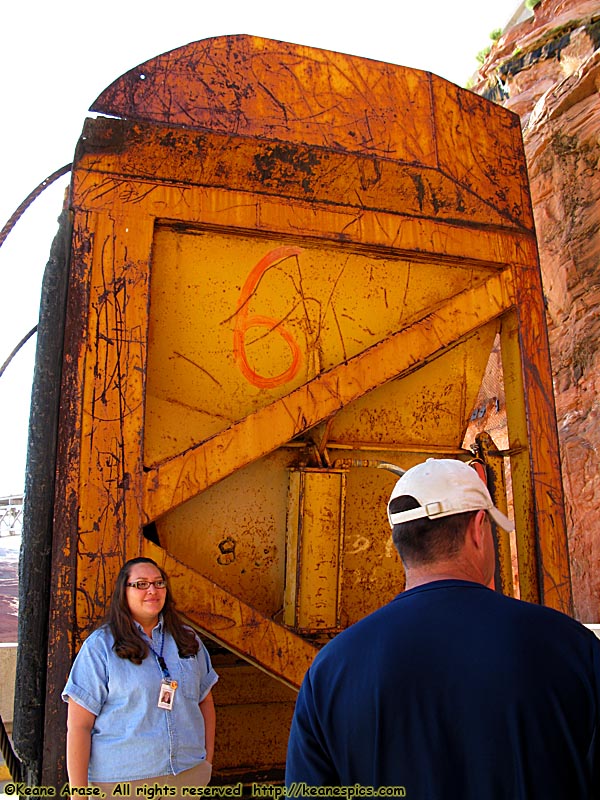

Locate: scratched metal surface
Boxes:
[91,35,531,231]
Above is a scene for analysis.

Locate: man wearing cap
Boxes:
[285,458,600,798]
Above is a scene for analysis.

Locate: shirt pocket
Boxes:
[177,655,201,701]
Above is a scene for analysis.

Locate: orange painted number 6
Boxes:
[233,246,303,389]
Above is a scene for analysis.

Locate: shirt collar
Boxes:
[133,614,164,636]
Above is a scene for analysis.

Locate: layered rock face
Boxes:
[472,0,600,620]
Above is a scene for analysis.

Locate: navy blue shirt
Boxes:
[286,580,600,798]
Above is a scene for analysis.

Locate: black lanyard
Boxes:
[146,629,171,680]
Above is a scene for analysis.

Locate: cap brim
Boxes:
[488,506,515,532]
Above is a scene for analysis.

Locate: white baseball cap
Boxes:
[387,458,514,532]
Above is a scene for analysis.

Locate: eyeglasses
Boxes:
[126,580,167,590]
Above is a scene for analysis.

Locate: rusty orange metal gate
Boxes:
[34,35,570,786]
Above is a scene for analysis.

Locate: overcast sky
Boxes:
[0,0,522,495]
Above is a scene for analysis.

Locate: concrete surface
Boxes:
[0,645,16,729]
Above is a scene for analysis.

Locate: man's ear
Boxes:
[468,510,488,552]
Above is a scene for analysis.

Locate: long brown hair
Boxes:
[105,557,199,664]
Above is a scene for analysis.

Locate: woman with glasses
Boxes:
[62,557,218,795]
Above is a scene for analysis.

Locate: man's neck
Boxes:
[404,559,488,591]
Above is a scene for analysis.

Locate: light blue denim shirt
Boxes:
[62,620,218,782]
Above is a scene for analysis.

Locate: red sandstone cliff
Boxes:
[471,0,600,620]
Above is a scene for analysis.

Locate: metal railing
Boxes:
[0,496,23,537]
[0,712,22,782]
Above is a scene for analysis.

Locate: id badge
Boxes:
[158,679,178,710]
